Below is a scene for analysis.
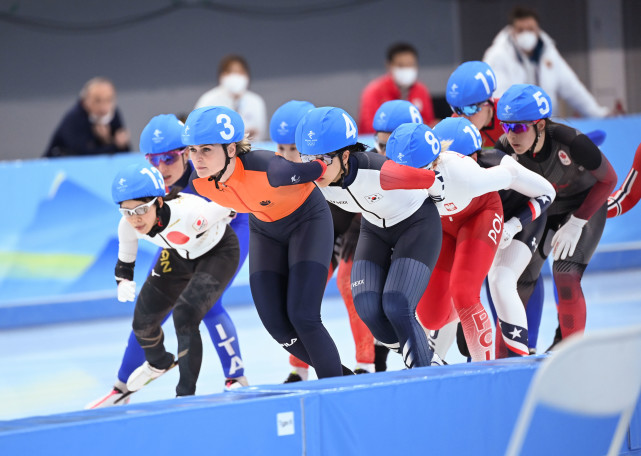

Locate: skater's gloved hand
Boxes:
[428,170,445,211]
[551,215,587,260]
[499,217,523,249]
[117,279,136,302]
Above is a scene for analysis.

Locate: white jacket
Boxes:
[483,26,609,118]
[195,86,267,140]
[433,151,514,216]
[118,193,232,262]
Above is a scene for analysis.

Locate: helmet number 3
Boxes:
[343,113,357,140]
[217,113,235,141]
[533,91,550,116]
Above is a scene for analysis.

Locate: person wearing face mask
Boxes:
[44,77,131,157]
[358,43,435,134]
[194,54,267,141]
[483,6,610,118]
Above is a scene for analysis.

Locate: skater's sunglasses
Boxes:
[500,119,541,134]
[119,198,158,217]
[300,151,341,165]
[145,148,185,166]
[452,99,492,116]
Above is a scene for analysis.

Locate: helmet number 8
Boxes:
[424,131,440,155]
[217,113,235,141]
[533,91,550,116]
[409,105,422,123]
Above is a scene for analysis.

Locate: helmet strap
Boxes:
[527,122,543,156]
[208,143,232,189]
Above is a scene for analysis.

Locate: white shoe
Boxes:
[85,383,131,409]
[224,376,248,390]
[127,361,171,392]
[430,353,445,366]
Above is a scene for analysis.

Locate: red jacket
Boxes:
[358,74,435,134]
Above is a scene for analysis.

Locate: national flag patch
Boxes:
[193,216,207,231]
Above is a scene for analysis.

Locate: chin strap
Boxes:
[208,144,231,189]
[528,123,543,156]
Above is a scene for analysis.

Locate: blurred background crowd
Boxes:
[0,0,638,161]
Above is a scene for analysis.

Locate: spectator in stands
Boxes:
[358,42,435,134]
[483,6,610,118]
[44,77,131,157]
[194,54,267,141]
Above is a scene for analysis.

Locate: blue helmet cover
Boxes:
[295,107,358,155]
[386,122,441,169]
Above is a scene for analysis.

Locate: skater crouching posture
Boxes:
[268,100,376,382]
[185,106,346,379]
[295,107,445,368]
[436,117,556,357]
[87,115,249,409]
[495,84,617,341]
[386,120,516,362]
[111,163,240,397]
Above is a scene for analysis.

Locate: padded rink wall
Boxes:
[1,114,641,329]
[0,358,640,455]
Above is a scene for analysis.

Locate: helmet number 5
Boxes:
[216,114,235,141]
[533,91,550,116]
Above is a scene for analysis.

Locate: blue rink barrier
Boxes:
[0,358,639,455]
[1,114,640,329]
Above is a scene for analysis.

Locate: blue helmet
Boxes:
[497,84,552,122]
[295,107,358,155]
[372,100,423,133]
[182,106,245,145]
[139,114,185,155]
[433,117,482,156]
[386,123,441,169]
[446,61,497,108]
[270,100,315,144]
[112,163,166,204]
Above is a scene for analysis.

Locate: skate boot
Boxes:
[85,380,131,409]
[127,358,175,392]
[284,367,308,383]
[224,376,249,390]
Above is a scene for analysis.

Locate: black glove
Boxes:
[340,215,361,261]
[115,259,135,283]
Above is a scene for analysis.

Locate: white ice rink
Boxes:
[2,269,641,422]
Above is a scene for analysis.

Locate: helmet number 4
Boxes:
[533,91,550,116]
[343,113,357,140]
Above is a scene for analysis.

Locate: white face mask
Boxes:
[89,110,115,125]
[221,73,249,95]
[392,67,418,88]
[515,31,538,53]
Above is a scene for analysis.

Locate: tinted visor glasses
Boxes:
[300,152,340,165]
[119,198,157,217]
[145,148,185,166]
[500,119,540,134]
[452,100,491,116]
